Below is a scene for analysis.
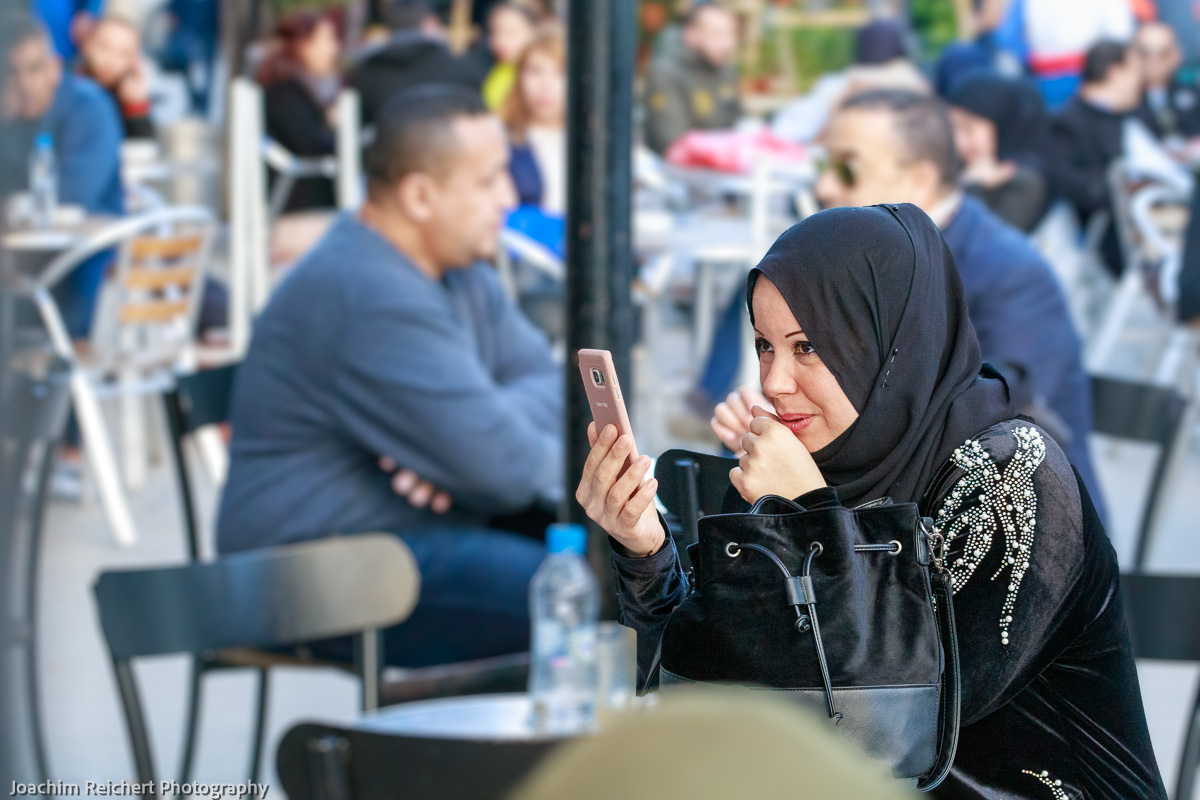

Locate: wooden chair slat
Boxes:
[120,299,190,324]
[123,266,198,290]
[129,234,204,261]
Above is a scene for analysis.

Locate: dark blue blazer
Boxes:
[509,143,543,208]
[942,195,1102,514]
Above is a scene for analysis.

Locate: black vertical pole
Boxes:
[564,0,636,613]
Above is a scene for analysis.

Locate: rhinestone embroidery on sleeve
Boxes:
[934,426,1047,646]
[1022,769,1070,799]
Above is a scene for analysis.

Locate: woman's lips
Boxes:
[778,414,815,435]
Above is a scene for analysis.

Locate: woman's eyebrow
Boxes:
[785,330,806,339]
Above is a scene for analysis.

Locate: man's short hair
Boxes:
[384,0,434,31]
[0,14,51,60]
[840,89,960,187]
[364,84,489,193]
[1083,40,1129,84]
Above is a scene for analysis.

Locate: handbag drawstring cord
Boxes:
[725,541,842,724]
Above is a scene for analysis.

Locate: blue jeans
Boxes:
[311,526,545,668]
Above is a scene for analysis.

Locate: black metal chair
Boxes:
[0,362,72,782]
[1121,573,1200,800]
[653,448,741,568]
[162,362,238,561]
[1089,375,1188,567]
[93,534,421,786]
[275,720,560,800]
[160,365,532,779]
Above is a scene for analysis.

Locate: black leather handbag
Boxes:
[643,489,961,791]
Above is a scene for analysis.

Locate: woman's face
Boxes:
[489,8,535,64]
[948,106,997,165]
[520,50,565,126]
[753,276,860,452]
[297,19,340,78]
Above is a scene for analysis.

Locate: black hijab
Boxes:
[947,74,1049,167]
[747,204,1012,508]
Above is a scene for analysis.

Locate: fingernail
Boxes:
[617,437,630,451]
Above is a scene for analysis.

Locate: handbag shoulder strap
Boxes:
[917,568,961,791]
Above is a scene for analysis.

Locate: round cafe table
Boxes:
[276,694,577,800]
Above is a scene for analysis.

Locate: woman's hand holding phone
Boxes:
[576,422,667,558]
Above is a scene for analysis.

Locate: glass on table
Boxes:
[595,621,637,725]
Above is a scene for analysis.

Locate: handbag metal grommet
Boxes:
[725,542,741,557]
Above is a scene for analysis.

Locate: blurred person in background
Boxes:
[77,15,154,140]
[947,74,1051,232]
[256,10,342,213]
[482,2,539,111]
[1,13,123,495]
[503,26,565,218]
[1046,40,1144,276]
[712,89,1104,518]
[32,0,102,60]
[0,14,122,337]
[1133,21,1200,146]
[347,0,485,128]
[217,86,562,668]
[989,0,1135,108]
[644,1,740,155]
[773,19,929,146]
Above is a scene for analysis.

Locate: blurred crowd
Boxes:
[3,0,1199,693]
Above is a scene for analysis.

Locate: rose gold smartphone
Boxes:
[578,349,637,456]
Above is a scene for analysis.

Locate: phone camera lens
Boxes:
[591,368,605,386]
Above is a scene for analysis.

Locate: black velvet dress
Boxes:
[611,419,1167,799]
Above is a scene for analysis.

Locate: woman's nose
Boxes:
[761,357,798,399]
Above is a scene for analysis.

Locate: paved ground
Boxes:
[27,286,1200,797]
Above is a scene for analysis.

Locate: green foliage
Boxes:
[909,0,960,62]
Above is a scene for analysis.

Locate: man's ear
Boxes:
[910,160,946,204]
[396,172,436,222]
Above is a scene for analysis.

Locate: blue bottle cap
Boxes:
[546,523,588,556]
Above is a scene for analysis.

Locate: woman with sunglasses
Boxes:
[576,205,1165,798]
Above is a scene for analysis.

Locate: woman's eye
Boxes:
[754,338,772,356]
[795,340,817,356]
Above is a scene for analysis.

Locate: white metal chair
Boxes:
[1088,177,1190,376]
[30,205,217,545]
[226,80,363,358]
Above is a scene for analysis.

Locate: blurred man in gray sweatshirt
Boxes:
[217,85,562,667]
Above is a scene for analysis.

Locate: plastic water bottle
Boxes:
[29,133,57,229]
[529,523,599,735]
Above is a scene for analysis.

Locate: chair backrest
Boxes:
[1090,376,1187,566]
[653,449,741,566]
[93,534,420,660]
[276,721,560,800]
[1121,572,1200,662]
[1090,375,1186,444]
[163,363,239,560]
[172,362,239,434]
[41,206,216,370]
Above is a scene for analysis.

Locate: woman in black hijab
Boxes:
[948,75,1052,232]
[577,205,1165,799]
